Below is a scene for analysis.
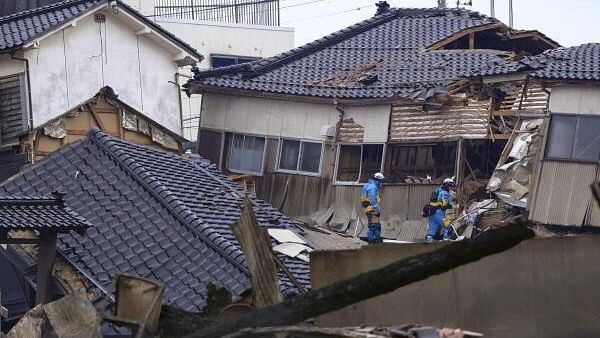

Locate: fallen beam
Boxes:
[184,224,534,338]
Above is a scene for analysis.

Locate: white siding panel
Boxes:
[0,55,25,78]
[138,34,181,133]
[27,32,69,126]
[63,17,103,109]
[201,93,339,140]
[344,105,391,143]
[549,86,600,115]
[102,14,143,114]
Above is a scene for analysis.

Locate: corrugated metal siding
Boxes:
[390,100,489,142]
[529,161,598,226]
[337,118,364,143]
[0,76,24,147]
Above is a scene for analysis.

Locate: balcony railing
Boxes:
[154,0,280,26]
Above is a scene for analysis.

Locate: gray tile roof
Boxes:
[0,0,201,58]
[0,129,309,312]
[189,7,510,99]
[0,193,93,231]
[475,43,600,81]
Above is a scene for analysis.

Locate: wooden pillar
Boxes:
[456,138,466,214]
[36,231,57,305]
[468,32,475,49]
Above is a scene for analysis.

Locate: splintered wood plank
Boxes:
[230,198,283,308]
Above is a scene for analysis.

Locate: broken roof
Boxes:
[475,43,600,81]
[0,193,92,232]
[188,7,555,100]
[0,129,309,312]
[0,0,201,60]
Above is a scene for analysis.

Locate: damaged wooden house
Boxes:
[0,0,203,181]
[186,3,559,234]
[471,43,600,226]
[0,129,311,332]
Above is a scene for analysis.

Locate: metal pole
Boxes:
[509,0,513,27]
[490,0,495,17]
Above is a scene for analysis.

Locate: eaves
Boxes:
[190,83,411,106]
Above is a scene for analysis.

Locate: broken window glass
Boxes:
[546,115,600,162]
[384,143,457,183]
[228,134,265,174]
[336,144,384,183]
[278,139,322,174]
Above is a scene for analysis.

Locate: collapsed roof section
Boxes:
[474,43,600,81]
[0,129,310,312]
[187,6,557,101]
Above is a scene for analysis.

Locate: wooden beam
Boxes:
[87,103,106,131]
[183,224,535,338]
[230,199,283,307]
[36,232,57,305]
[469,32,475,49]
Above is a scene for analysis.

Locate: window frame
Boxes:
[226,132,267,176]
[210,54,260,69]
[383,141,459,185]
[544,113,600,164]
[333,142,386,186]
[275,138,324,177]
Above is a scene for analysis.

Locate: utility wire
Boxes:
[282,3,375,24]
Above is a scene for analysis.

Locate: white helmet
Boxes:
[374,172,385,180]
[443,177,455,185]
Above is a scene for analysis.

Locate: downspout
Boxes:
[10,53,34,130]
[333,99,344,143]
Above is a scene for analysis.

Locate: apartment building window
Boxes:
[211,55,259,69]
[228,134,266,174]
[384,143,457,183]
[277,139,323,175]
[335,144,384,183]
[546,114,600,162]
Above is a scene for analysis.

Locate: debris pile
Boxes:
[487,118,544,207]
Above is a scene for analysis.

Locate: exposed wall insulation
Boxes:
[337,118,364,143]
[390,100,489,142]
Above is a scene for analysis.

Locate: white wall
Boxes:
[202,93,340,140]
[121,0,295,141]
[155,19,294,69]
[24,11,183,133]
[549,85,600,115]
[0,55,25,78]
[343,105,391,143]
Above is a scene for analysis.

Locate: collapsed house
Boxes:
[471,43,600,226]
[186,3,559,235]
[0,129,310,325]
[0,0,203,181]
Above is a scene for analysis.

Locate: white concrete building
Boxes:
[121,0,295,140]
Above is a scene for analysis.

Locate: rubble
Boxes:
[487,118,544,207]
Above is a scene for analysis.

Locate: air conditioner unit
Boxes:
[320,125,336,137]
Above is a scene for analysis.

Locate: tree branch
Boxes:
[183,224,534,338]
